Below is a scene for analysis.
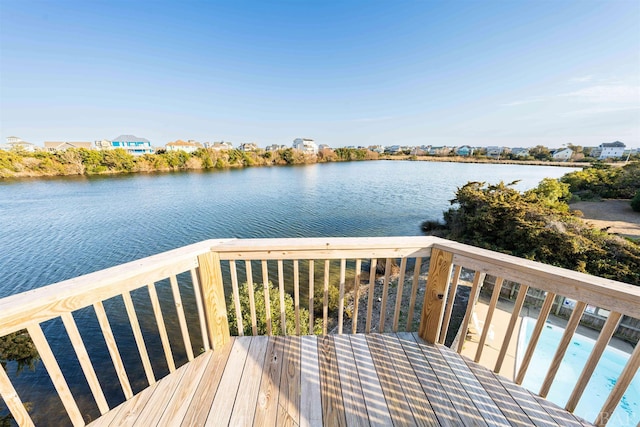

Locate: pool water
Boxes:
[517,318,639,426]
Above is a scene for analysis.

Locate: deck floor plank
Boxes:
[299,335,323,427]
[366,333,418,426]
[349,334,393,427]
[254,336,286,426]
[411,333,489,427]
[380,334,440,426]
[318,335,347,427]
[437,344,511,426]
[180,339,234,427]
[91,332,595,427]
[396,332,463,427]
[276,335,302,426]
[333,334,370,427]
[229,335,269,427]
[204,337,251,426]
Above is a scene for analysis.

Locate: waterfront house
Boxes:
[599,141,626,159]
[368,145,385,153]
[293,138,318,154]
[0,136,38,152]
[552,148,573,162]
[207,141,234,151]
[96,135,154,155]
[265,144,287,151]
[486,146,506,159]
[239,142,259,152]
[455,145,474,156]
[43,141,93,152]
[428,146,452,156]
[511,147,530,157]
[165,139,203,153]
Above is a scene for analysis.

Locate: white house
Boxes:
[599,141,626,159]
[0,136,38,152]
[96,135,153,155]
[165,140,203,153]
[552,148,573,161]
[44,141,93,152]
[293,138,318,154]
[206,141,233,151]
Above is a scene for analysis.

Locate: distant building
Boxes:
[485,146,505,158]
[239,142,258,152]
[428,146,452,156]
[0,136,38,152]
[165,139,203,153]
[410,146,428,156]
[455,145,474,156]
[206,141,233,151]
[599,141,626,159]
[368,145,385,153]
[44,141,93,152]
[265,144,287,151]
[552,148,573,161]
[97,135,153,155]
[511,147,530,157]
[292,138,318,154]
[318,144,331,151]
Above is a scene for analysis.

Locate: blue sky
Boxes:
[1,0,638,148]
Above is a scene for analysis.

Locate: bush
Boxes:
[632,189,640,212]
[227,281,322,336]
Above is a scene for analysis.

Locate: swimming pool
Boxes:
[517,317,639,426]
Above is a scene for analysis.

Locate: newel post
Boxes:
[418,248,454,344]
[197,251,230,350]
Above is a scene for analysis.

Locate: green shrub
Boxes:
[227,281,322,336]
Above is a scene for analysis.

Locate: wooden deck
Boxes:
[87,332,592,427]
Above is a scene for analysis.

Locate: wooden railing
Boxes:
[0,236,638,426]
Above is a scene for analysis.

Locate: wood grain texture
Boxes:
[254,337,286,426]
[229,260,244,336]
[318,335,347,427]
[494,284,529,374]
[190,268,210,351]
[438,264,461,344]
[229,335,269,426]
[419,248,454,344]
[474,277,504,363]
[332,334,369,426]
[456,271,485,354]
[169,275,194,361]
[26,324,84,427]
[406,257,423,333]
[277,335,301,426]
[197,252,230,350]
[121,291,155,386]
[0,363,34,427]
[299,335,323,427]
[392,257,408,332]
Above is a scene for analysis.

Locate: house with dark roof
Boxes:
[598,141,625,159]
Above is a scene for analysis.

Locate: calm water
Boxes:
[1,161,576,299]
[1,161,577,424]
[518,318,639,426]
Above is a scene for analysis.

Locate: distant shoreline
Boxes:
[381,155,586,168]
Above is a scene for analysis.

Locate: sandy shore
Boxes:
[571,199,640,240]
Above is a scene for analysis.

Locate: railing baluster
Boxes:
[245,260,258,336]
[418,248,454,344]
[438,264,461,344]
[596,342,640,426]
[494,284,529,374]
[365,258,377,334]
[121,291,155,386]
[278,259,287,335]
[406,257,422,333]
[337,259,346,334]
[294,259,301,335]
[170,275,194,361]
[456,271,485,354]
[147,282,176,372]
[378,258,392,333]
[474,277,504,363]
[26,324,85,427]
[392,257,408,332]
[191,268,211,351]
[351,259,362,334]
[229,260,244,336]
[308,259,314,333]
[197,252,230,350]
[93,301,133,399]
[515,291,556,384]
[262,260,272,335]
[60,312,110,414]
[566,312,623,412]
[0,363,34,426]
[539,301,587,398]
[323,260,330,335]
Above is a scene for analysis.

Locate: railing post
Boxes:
[418,248,454,343]
[197,251,230,350]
